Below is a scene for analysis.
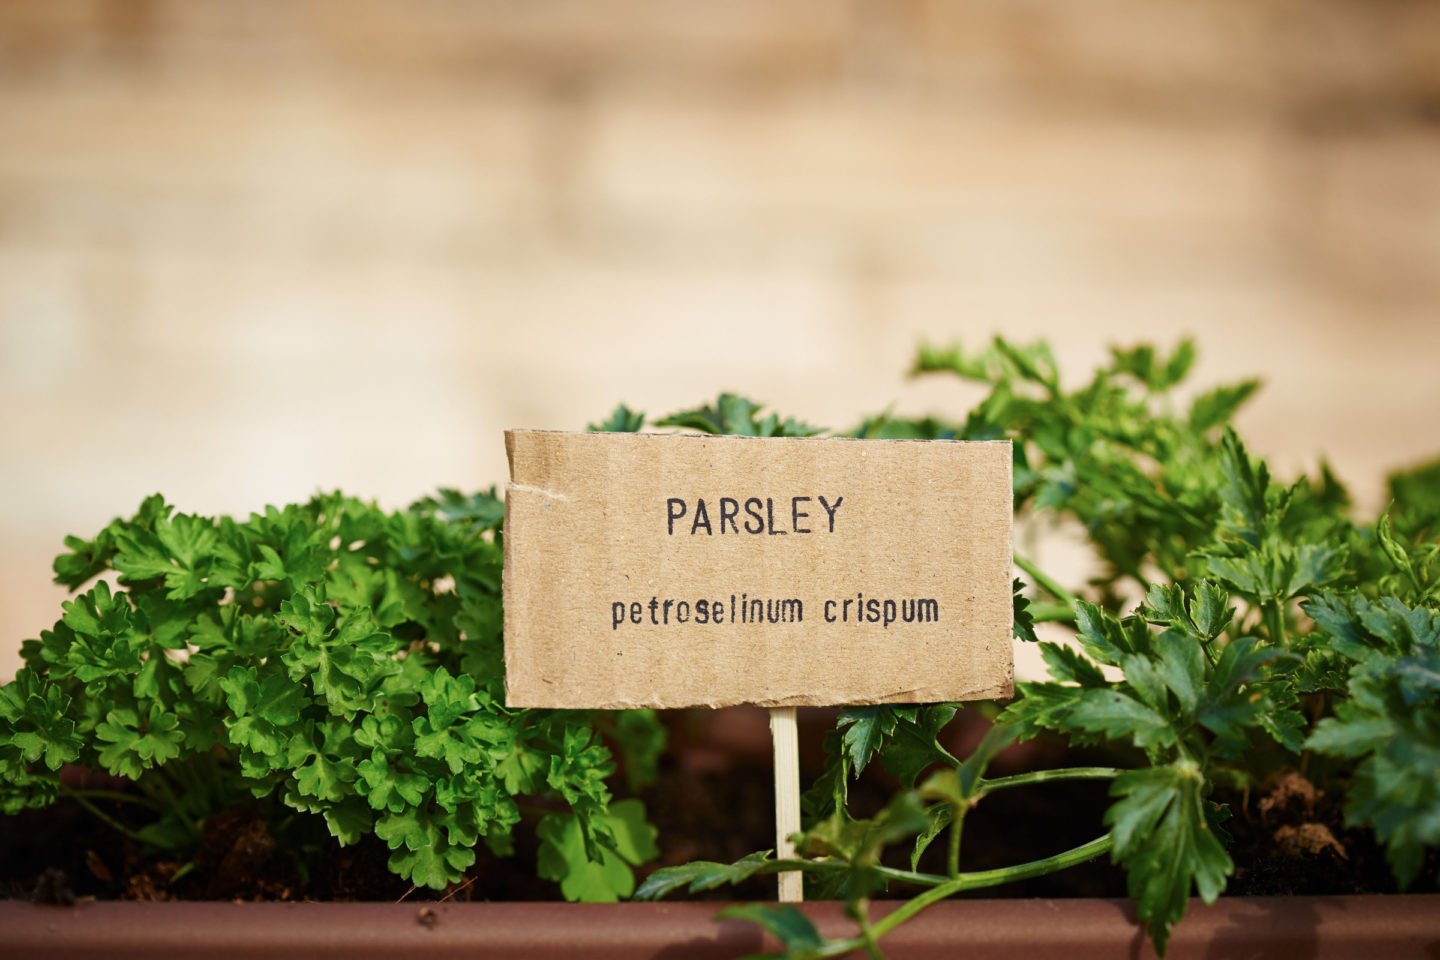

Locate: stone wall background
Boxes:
[3,0,1439,678]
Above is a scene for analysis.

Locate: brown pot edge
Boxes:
[3,894,1438,960]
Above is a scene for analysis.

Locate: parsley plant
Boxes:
[1,488,662,899]
[638,341,1439,957]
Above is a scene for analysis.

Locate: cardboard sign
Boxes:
[503,430,1013,709]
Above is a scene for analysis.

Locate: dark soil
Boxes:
[1,710,1432,903]
[1224,769,1435,897]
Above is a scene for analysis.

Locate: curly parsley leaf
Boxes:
[375,803,478,890]
[95,704,185,779]
[0,670,83,771]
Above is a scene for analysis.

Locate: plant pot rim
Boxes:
[4,894,1438,959]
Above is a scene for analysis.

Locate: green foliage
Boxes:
[2,487,664,896]
[0,670,82,780]
[924,340,1435,947]
[634,851,776,900]
[588,404,646,434]
[1012,578,1040,644]
[651,393,824,438]
[1105,762,1231,953]
[1386,458,1440,544]
[645,339,1438,957]
[642,718,1117,957]
[1304,547,1440,887]
[5,338,1437,949]
[537,798,659,902]
[2,391,842,896]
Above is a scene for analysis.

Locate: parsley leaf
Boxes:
[1107,762,1232,954]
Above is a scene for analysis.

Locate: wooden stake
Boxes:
[769,706,803,902]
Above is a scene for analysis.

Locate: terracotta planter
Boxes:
[4,895,1437,959]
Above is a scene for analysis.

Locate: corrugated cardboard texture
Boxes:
[503,431,1012,708]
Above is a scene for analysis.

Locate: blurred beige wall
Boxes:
[3,1,1439,680]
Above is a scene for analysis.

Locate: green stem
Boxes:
[768,830,1114,894]
[946,808,965,879]
[1014,555,1078,607]
[766,859,947,888]
[854,903,887,960]
[1264,601,1288,647]
[1027,602,1077,623]
[138,774,200,836]
[868,834,1114,939]
[60,787,164,812]
[167,756,204,803]
[979,767,1122,794]
[66,793,149,845]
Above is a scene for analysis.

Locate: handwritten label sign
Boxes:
[503,430,1013,709]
